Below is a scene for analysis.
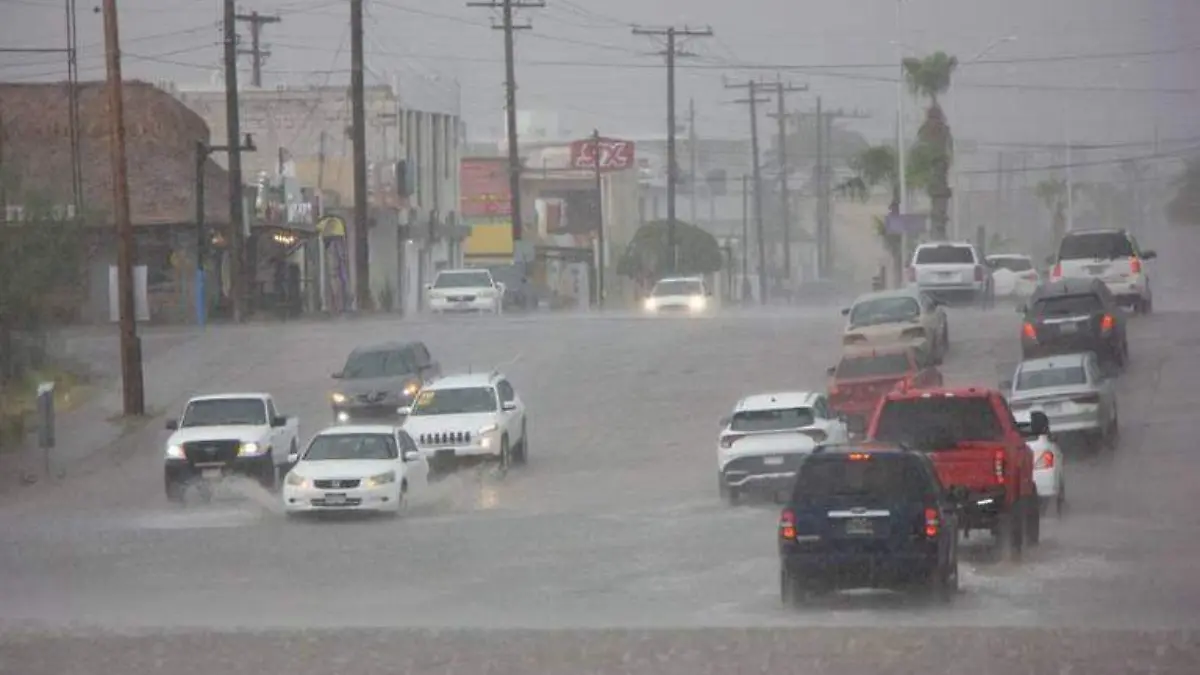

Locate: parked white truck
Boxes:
[163,393,299,502]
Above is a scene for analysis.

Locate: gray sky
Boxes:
[2,0,1198,152]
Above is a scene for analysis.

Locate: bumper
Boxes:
[720,453,806,496]
[645,304,707,315]
[1022,337,1118,362]
[914,284,983,302]
[165,454,275,488]
[332,405,408,424]
[419,443,501,472]
[1100,277,1146,301]
[956,488,1008,531]
[283,482,401,513]
[429,299,498,313]
[781,548,939,588]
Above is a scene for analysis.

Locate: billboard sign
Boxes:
[885,213,927,236]
[460,158,511,218]
[569,137,636,172]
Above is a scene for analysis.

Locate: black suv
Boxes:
[329,341,441,423]
[778,444,960,605]
[1019,278,1128,371]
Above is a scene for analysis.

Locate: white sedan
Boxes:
[1027,432,1065,516]
[283,425,429,516]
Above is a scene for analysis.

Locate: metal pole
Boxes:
[895,0,908,220]
[101,0,144,416]
[814,96,824,277]
[688,97,697,225]
[749,79,767,305]
[593,129,605,308]
[350,0,370,310]
[776,82,791,283]
[741,174,748,301]
[195,141,207,327]
[222,0,246,322]
[665,27,678,273]
[502,0,526,243]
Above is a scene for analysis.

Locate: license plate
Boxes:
[937,272,956,278]
[1059,322,1078,334]
[201,468,221,479]
[763,456,784,466]
[1086,265,1107,275]
[845,518,873,535]
[324,493,348,505]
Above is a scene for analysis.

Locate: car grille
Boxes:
[419,430,472,446]
[447,295,477,302]
[356,391,389,404]
[344,405,399,419]
[182,440,240,465]
[310,497,363,507]
[314,479,361,489]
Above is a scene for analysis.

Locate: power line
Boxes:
[959,144,1200,175]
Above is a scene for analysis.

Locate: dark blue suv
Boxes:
[778,444,961,605]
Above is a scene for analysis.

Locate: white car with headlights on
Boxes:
[283,425,429,516]
[643,276,713,314]
[400,370,527,474]
[163,393,299,503]
[425,268,504,315]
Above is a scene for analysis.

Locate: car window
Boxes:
[265,399,278,420]
[652,280,703,296]
[410,387,498,415]
[872,397,1004,445]
[990,257,1033,272]
[835,353,912,379]
[915,245,975,264]
[414,343,431,367]
[730,407,815,432]
[303,433,398,461]
[396,430,418,455]
[1016,365,1087,390]
[496,380,515,402]
[1033,293,1103,317]
[1058,232,1134,260]
[180,398,267,427]
[434,271,493,288]
[793,454,935,500]
[341,347,418,379]
[848,297,920,327]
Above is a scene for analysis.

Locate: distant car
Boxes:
[987,254,1040,298]
[330,341,441,424]
[1003,351,1118,451]
[400,370,528,474]
[283,425,429,516]
[718,433,817,505]
[907,241,993,306]
[778,444,960,605]
[1048,228,1156,314]
[841,288,948,362]
[425,268,505,315]
[643,276,713,314]
[826,346,943,435]
[1018,278,1128,372]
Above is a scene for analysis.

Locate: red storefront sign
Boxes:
[568,137,636,172]
[460,158,511,218]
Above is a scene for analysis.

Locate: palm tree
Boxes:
[902,51,958,240]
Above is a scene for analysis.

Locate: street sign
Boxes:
[569,137,636,172]
[885,213,927,236]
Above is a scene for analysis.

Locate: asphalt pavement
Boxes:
[3,228,1200,672]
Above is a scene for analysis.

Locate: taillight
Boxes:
[993,449,1005,484]
[829,383,840,396]
[1022,322,1037,341]
[1036,451,1055,470]
[779,509,797,540]
[906,266,916,283]
[1051,262,1062,279]
[1100,314,1115,333]
[719,434,742,449]
[974,266,984,282]
[1130,257,1142,274]
[923,506,939,538]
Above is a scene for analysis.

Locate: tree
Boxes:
[1167,157,1200,226]
[902,51,958,240]
[616,219,723,284]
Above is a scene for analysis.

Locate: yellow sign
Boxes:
[317,215,347,237]
[464,222,514,257]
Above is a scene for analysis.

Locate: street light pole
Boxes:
[895,0,908,223]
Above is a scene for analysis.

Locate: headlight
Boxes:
[643,298,658,311]
[237,442,264,456]
[688,296,707,310]
[336,411,350,423]
[478,423,499,435]
[165,444,185,459]
[331,392,347,405]
[364,470,397,487]
[402,381,420,398]
[285,472,310,488]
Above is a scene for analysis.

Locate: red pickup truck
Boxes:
[866,386,1044,558]
[827,346,942,435]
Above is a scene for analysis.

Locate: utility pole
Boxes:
[726,78,770,304]
[633,24,713,274]
[764,78,808,284]
[468,0,544,245]
[195,135,255,327]
[235,10,280,88]
[741,174,749,303]
[101,0,144,416]
[592,129,606,308]
[798,100,869,278]
[222,0,247,322]
[349,0,371,310]
[688,97,697,225]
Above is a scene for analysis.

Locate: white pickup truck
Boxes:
[163,392,300,502]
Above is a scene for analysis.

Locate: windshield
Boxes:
[1034,294,1103,318]
[730,407,815,432]
[849,297,920,326]
[434,271,493,289]
[873,397,1003,445]
[916,245,975,264]
[303,433,397,461]
[836,353,912,379]
[180,398,266,427]
[1016,365,1088,390]
[341,348,416,379]
[793,454,932,499]
[1058,232,1134,260]
[990,257,1034,272]
[410,387,497,415]
[652,280,703,296]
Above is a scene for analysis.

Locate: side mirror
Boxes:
[424,283,434,291]
[501,400,518,412]
[719,416,731,427]
[999,379,1013,391]
[396,406,412,416]
[286,451,299,464]
[271,415,288,428]
[402,451,421,462]
[826,366,837,377]
[1142,250,1157,260]
[165,419,178,430]
[840,307,850,316]
[331,371,343,379]
[496,282,506,293]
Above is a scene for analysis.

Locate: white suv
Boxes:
[426,268,505,315]
[907,241,993,306]
[1049,228,1157,314]
[399,371,527,474]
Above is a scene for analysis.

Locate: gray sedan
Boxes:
[1003,351,1118,451]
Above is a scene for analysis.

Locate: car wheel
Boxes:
[996,507,1024,561]
[927,560,958,602]
[725,483,741,506]
[780,569,812,607]
[165,481,186,504]
[496,436,511,477]
[513,421,528,466]
[390,482,408,517]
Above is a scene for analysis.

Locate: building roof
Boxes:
[0,81,231,226]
